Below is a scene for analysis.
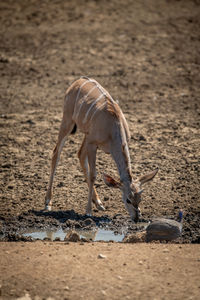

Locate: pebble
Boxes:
[64,231,81,242]
[16,293,32,300]
[98,254,107,259]
[101,290,106,296]
[64,286,70,291]
[163,248,169,253]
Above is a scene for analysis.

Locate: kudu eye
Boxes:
[126,199,131,204]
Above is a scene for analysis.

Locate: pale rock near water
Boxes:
[64,231,81,242]
[123,231,146,243]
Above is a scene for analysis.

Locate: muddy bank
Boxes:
[0,209,199,243]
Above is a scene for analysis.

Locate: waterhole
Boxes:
[22,228,125,242]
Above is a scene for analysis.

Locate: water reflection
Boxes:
[22,227,125,242]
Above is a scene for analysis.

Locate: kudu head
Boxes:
[103,168,158,222]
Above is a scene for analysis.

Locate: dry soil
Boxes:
[0,0,200,299]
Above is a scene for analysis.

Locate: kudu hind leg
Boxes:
[45,120,75,211]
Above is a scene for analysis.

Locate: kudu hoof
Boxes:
[44,205,52,211]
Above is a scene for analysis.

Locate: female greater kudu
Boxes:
[45,76,158,222]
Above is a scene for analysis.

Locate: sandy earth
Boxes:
[0,242,200,300]
[0,0,200,299]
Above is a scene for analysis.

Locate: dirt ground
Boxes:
[0,0,200,299]
[0,242,200,300]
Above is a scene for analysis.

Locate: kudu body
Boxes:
[45,76,158,222]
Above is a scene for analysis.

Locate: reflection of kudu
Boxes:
[76,229,97,242]
[45,77,158,222]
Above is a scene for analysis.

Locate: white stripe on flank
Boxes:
[82,76,115,102]
[81,76,114,102]
[83,93,105,124]
[100,86,115,104]
[89,101,106,123]
[75,79,90,105]
[75,84,97,119]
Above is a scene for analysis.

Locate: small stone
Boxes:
[84,218,95,227]
[98,254,107,259]
[139,261,143,265]
[101,290,106,296]
[163,248,169,253]
[117,275,123,280]
[43,237,51,241]
[123,231,146,243]
[64,231,81,242]
[16,293,32,300]
[54,237,61,242]
[64,286,70,291]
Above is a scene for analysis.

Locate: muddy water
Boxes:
[22,228,125,242]
[20,220,149,242]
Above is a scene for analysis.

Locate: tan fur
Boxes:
[121,144,132,182]
[45,77,133,215]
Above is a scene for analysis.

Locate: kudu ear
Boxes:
[138,168,159,186]
[103,174,122,189]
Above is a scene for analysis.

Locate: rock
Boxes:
[123,231,146,243]
[83,218,96,227]
[146,218,182,242]
[101,290,107,296]
[163,248,169,253]
[123,211,183,243]
[64,231,81,242]
[54,237,61,242]
[98,253,107,259]
[145,210,183,242]
[16,293,32,300]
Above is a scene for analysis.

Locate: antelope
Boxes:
[45,76,158,222]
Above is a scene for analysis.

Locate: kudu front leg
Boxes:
[78,138,105,213]
[86,143,98,216]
